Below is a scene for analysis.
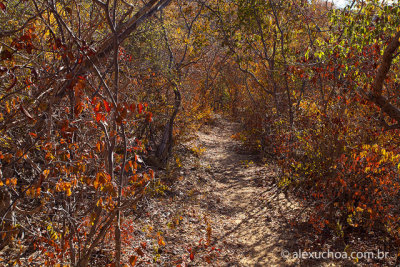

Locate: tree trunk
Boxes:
[155,88,181,166]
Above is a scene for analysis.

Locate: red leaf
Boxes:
[103,100,111,112]
[94,102,101,112]
[157,234,165,246]
[146,112,153,122]
[0,2,6,11]
[91,96,98,105]
[137,103,143,114]
[95,113,102,122]
[190,252,194,261]
[130,103,136,112]
[74,102,84,116]
[125,161,131,172]
[129,255,137,266]
[96,141,102,152]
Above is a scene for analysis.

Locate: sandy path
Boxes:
[186,117,300,266]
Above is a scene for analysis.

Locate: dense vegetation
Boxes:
[1,0,400,265]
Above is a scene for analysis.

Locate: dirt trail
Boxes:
[177,116,308,266]
[191,117,295,266]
